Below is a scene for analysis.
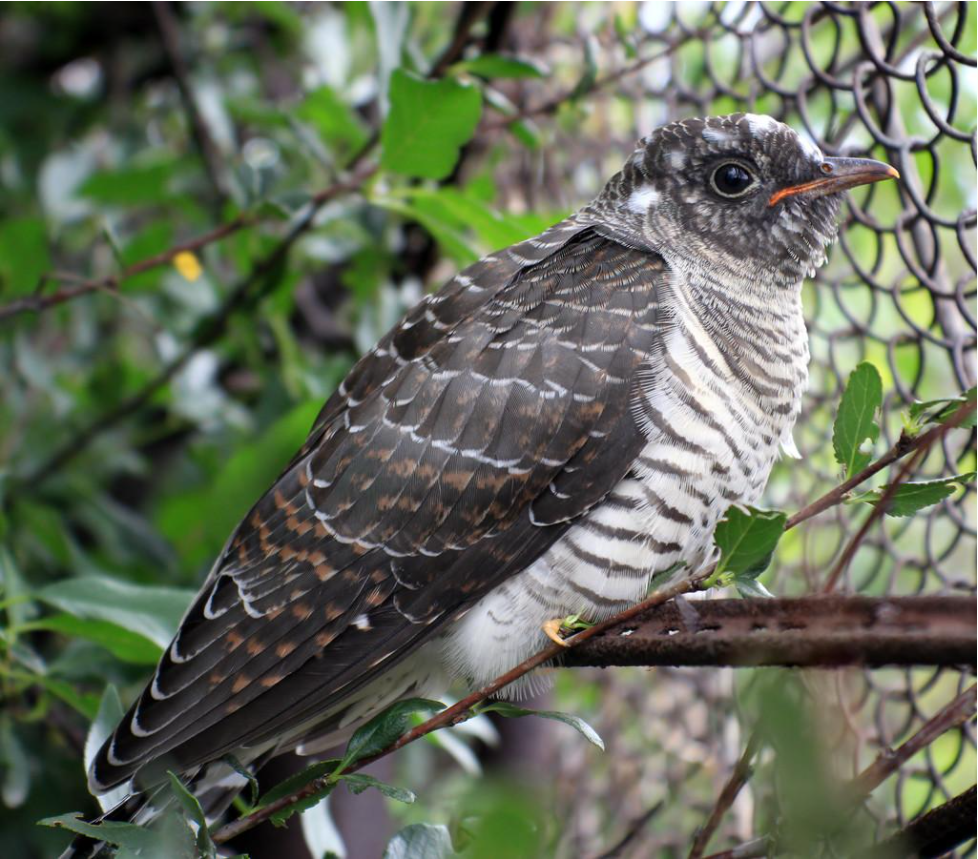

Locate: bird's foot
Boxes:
[542,617,571,647]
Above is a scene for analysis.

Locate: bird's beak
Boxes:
[768,157,899,206]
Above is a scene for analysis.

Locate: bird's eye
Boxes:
[710,162,756,198]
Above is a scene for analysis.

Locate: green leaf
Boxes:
[38,814,158,852]
[380,70,482,180]
[19,614,162,664]
[340,698,445,769]
[383,823,455,859]
[454,54,546,79]
[256,759,340,809]
[167,772,215,858]
[735,578,775,599]
[833,362,883,478]
[79,161,174,206]
[712,506,787,580]
[340,773,416,804]
[296,86,370,159]
[480,702,604,751]
[1,718,30,808]
[907,387,977,430]
[847,472,975,517]
[0,217,50,297]
[35,574,194,651]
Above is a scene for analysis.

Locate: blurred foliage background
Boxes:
[0,2,974,858]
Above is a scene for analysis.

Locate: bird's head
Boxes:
[592,113,898,288]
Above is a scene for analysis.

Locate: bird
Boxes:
[65,112,897,853]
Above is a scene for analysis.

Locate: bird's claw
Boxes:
[543,618,571,647]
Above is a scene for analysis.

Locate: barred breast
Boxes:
[445,268,809,688]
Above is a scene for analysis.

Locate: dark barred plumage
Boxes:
[66,113,896,857]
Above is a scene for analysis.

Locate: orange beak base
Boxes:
[769,156,899,206]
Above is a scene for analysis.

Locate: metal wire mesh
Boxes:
[496,2,976,854]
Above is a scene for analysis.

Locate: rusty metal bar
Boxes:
[562,596,976,669]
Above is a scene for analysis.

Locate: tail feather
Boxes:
[58,755,269,858]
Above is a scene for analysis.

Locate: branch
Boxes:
[786,399,975,534]
[152,1,228,208]
[481,36,692,133]
[209,410,975,843]
[0,217,255,322]
[821,400,975,593]
[688,734,761,859]
[865,785,976,859]
[16,162,377,490]
[209,574,708,844]
[849,683,977,800]
[562,595,976,669]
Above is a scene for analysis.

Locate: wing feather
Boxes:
[92,221,668,792]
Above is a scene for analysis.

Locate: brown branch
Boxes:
[16,162,377,490]
[0,217,253,323]
[481,37,691,132]
[209,574,708,844]
[865,785,976,859]
[849,683,977,800]
[562,595,976,670]
[821,400,976,593]
[210,409,975,843]
[592,800,665,859]
[152,1,228,208]
[688,734,761,859]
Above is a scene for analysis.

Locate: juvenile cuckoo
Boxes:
[78,113,898,842]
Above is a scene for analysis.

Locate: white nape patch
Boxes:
[627,186,660,214]
[744,113,780,135]
[702,126,734,145]
[668,149,686,170]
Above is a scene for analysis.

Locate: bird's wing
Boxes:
[92,221,669,791]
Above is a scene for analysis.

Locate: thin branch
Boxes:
[701,837,772,859]
[821,400,976,593]
[152,1,228,208]
[0,217,252,322]
[209,574,708,844]
[15,162,377,490]
[688,734,761,859]
[849,683,976,800]
[209,413,976,843]
[592,800,665,859]
[481,36,692,133]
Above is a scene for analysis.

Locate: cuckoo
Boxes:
[71,113,898,849]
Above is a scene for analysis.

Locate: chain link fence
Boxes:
[490,3,975,855]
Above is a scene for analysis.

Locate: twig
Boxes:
[15,162,377,490]
[209,574,708,844]
[429,1,494,78]
[688,734,761,859]
[0,218,252,322]
[821,400,976,593]
[152,1,228,208]
[849,683,976,800]
[592,800,665,859]
[701,836,772,859]
[482,36,692,132]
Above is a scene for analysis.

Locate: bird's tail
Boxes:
[58,757,262,859]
